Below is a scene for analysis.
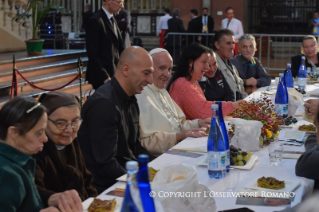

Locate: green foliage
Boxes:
[26,0,54,39]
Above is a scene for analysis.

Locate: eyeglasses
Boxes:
[48,118,82,130]
[112,0,124,7]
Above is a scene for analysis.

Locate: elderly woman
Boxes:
[33,91,97,209]
[167,43,242,120]
[136,48,210,157]
[291,35,319,78]
[0,97,62,212]
[199,51,235,102]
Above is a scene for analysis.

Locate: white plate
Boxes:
[292,120,317,134]
[117,174,127,181]
[244,177,300,193]
[82,197,122,212]
[197,154,258,170]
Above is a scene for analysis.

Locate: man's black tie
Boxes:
[226,20,230,28]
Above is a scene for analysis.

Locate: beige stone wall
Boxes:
[0,28,26,53]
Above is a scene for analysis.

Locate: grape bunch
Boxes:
[282,115,298,126]
[230,145,252,166]
[295,88,306,94]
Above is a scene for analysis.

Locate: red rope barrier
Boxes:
[15,68,79,91]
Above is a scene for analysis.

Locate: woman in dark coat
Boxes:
[291,35,319,78]
[33,91,98,208]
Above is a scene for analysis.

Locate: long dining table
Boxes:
[83,81,319,212]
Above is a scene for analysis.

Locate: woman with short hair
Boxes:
[291,35,319,78]
[0,97,59,212]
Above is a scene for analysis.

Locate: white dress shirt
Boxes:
[136,84,199,157]
[157,14,172,35]
[221,18,244,42]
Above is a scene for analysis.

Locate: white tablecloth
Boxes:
[90,83,319,211]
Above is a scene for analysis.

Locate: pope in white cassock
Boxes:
[136,48,211,157]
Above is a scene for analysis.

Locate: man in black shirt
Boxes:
[78,46,154,193]
[199,52,235,102]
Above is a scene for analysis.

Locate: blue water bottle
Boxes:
[279,73,289,104]
[275,81,288,117]
[285,63,294,88]
[298,56,307,90]
[216,101,230,172]
[121,161,141,212]
[137,155,155,212]
[207,104,226,179]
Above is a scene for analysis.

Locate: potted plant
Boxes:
[23,0,53,56]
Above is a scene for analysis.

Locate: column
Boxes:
[202,0,211,14]
[145,0,149,13]
[3,0,10,27]
[140,0,143,13]
[159,0,162,13]
[151,0,156,12]
[73,0,77,32]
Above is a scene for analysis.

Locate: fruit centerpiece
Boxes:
[228,95,283,146]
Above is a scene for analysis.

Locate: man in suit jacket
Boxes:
[86,0,124,90]
[165,8,185,64]
[187,9,199,45]
[194,7,214,47]
[115,8,131,49]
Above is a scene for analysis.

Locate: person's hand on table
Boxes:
[304,99,319,115]
[176,129,207,143]
[40,207,60,212]
[245,77,257,87]
[232,100,246,110]
[48,190,83,212]
[198,117,211,128]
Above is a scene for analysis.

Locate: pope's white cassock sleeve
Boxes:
[136,84,199,157]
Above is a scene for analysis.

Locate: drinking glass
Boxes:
[268,145,284,166]
[223,169,240,191]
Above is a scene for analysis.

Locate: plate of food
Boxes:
[292,120,317,133]
[83,197,118,212]
[197,153,258,170]
[245,176,300,193]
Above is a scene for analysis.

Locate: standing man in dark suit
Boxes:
[187,9,199,45]
[165,8,185,64]
[195,7,214,47]
[81,4,94,32]
[86,0,124,90]
[115,8,131,49]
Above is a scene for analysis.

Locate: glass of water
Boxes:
[268,145,284,166]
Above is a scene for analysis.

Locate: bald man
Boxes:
[78,46,154,193]
[136,48,210,157]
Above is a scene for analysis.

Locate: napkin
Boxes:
[282,153,301,159]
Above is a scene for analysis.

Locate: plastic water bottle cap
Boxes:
[211,104,219,110]
[301,56,305,59]
[126,161,138,170]
[279,73,284,77]
[287,63,291,67]
[138,154,149,163]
